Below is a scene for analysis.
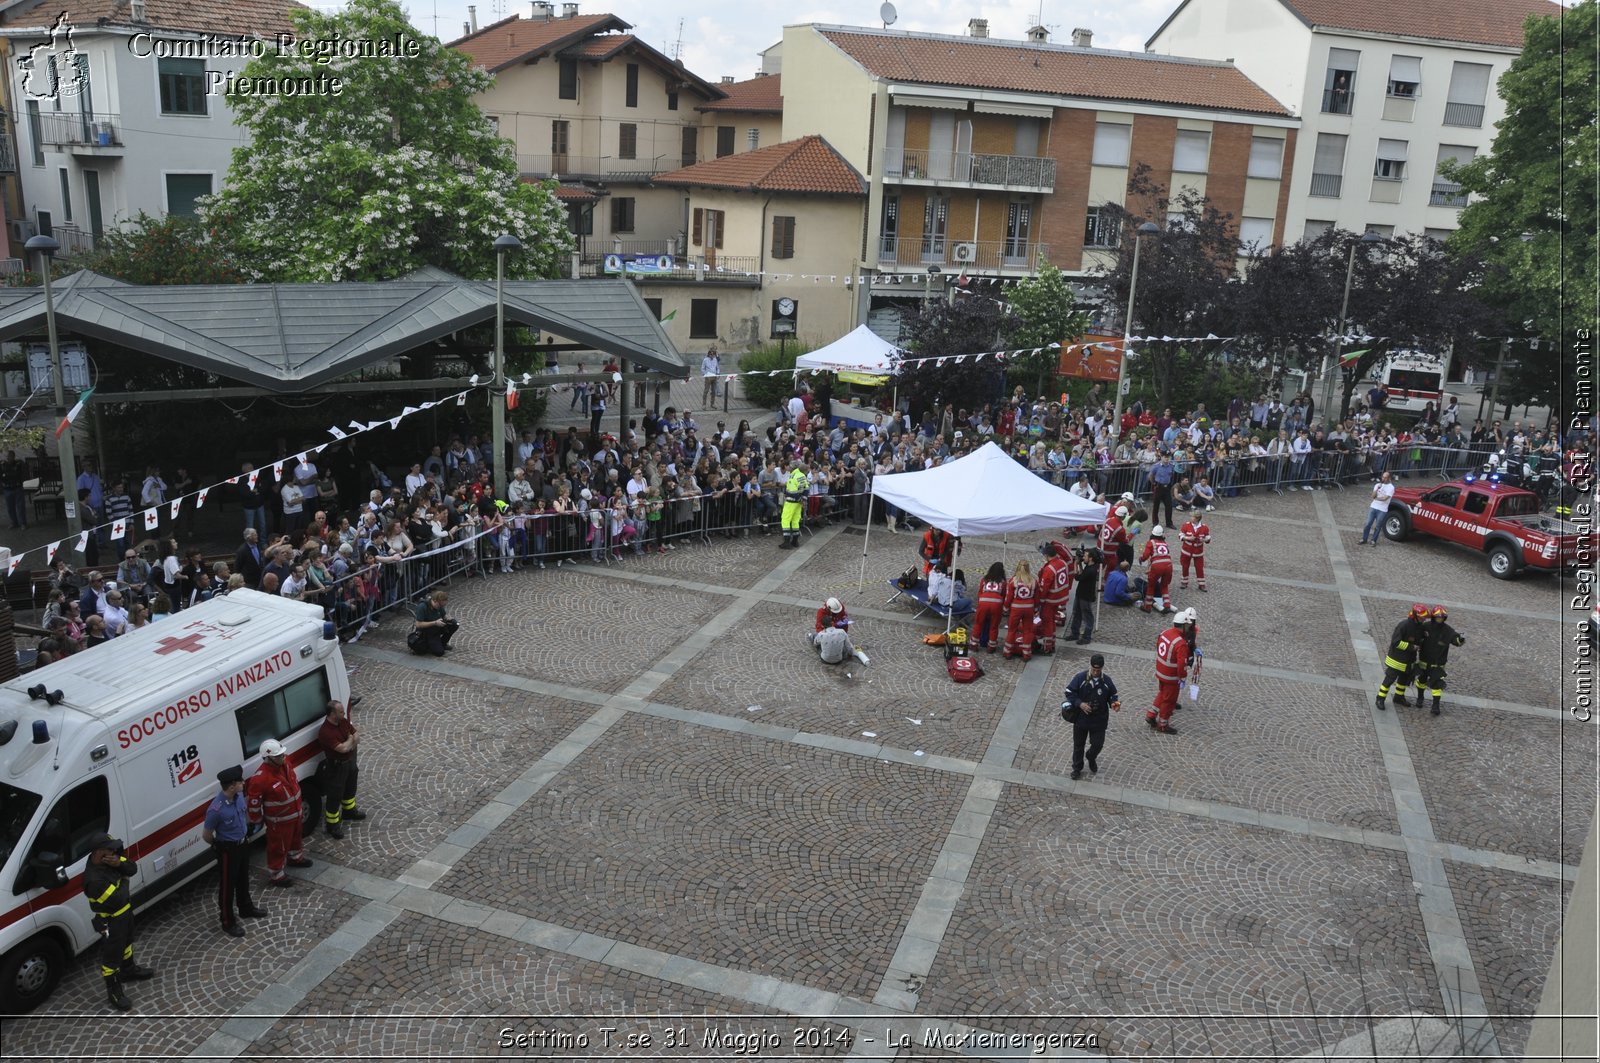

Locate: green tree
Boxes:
[1448,0,1591,408]
[896,294,1013,423]
[204,0,572,282]
[84,212,245,285]
[1003,263,1091,398]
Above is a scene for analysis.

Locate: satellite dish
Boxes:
[880,1,897,27]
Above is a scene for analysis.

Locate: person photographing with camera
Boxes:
[1062,653,1120,780]
[410,589,459,656]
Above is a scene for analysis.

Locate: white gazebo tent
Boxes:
[793,324,902,374]
[860,441,1111,636]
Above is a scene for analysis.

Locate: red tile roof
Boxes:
[449,12,630,72]
[819,27,1291,117]
[565,33,634,60]
[654,135,865,195]
[0,0,301,36]
[698,73,783,113]
[1278,0,1560,49]
[550,184,601,203]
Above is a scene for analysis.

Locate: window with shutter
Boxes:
[1091,122,1130,167]
[618,123,637,160]
[1237,217,1273,253]
[1309,133,1347,197]
[1373,138,1407,181]
[611,197,635,233]
[558,59,578,100]
[771,216,795,258]
[1322,48,1359,114]
[625,63,639,107]
[1387,55,1421,98]
[1444,62,1491,127]
[692,207,702,246]
[716,126,734,157]
[1247,136,1283,179]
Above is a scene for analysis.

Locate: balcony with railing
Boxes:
[1308,172,1343,198]
[572,240,760,286]
[520,152,687,182]
[37,111,123,152]
[1429,180,1468,208]
[876,237,1049,274]
[1442,102,1485,128]
[885,148,1056,192]
[50,224,96,255]
[0,130,15,174]
[1321,86,1354,115]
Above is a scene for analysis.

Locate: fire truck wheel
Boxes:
[1382,509,1410,541]
[1486,543,1519,580]
[0,933,64,1013]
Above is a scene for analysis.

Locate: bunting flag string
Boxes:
[5,385,480,579]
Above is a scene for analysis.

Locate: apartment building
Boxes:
[647,134,865,351]
[1146,0,1562,243]
[451,3,722,270]
[773,21,1296,332]
[696,73,782,162]
[0,0,299,254]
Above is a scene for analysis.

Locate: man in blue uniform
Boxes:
[1063,653,1121,780]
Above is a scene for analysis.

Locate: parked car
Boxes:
[1383,476,1594,579]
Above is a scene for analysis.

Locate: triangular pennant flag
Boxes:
[8,556,20,576]
[143,508,159,530]
[225,475,241,486]
[505,383,519,411]
[348,421,365,433]
[420,400,437,411]
[328,426,348,440]
[196,488,209,509]
[402,406,419,417]
[954,356,966,364]
[45,542,58,563]
[247,470,259,490]
[272,462,284,482]
[388,416,402,430]
[661,308,677,323]
[313,444,327,455]
[169,499,182,520]
[111,519,127,540]
[456,392,468,406]
[75,531,88,554]
[295,453,306,466]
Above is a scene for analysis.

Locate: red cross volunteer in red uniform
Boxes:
[1033,541,1074,655]
[1179,515,1211,590]
[1148,608,1196,735]
[1098,506,1129,585]
[972,562,1007,653]
[1003,560,1038,662]
[1139,525,1175,614]
[246,738,312,886]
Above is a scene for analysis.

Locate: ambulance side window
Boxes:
[20,777,109,891]
[235,669,333,757]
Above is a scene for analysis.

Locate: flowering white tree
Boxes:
[204,0,571,282]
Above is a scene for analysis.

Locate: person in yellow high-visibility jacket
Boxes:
[779,461,810,550]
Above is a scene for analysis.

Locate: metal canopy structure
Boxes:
[0,270,688,391]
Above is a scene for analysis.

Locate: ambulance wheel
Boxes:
[0,934,64,1013]
[1382,509,1410,541]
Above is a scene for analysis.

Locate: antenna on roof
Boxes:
[672,17,684,60]
[880,2,897,27]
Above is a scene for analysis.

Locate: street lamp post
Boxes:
[1111,222,1161,431]
[1323,230,1383,425]
[25,235,76,525]
[492,233,522,505]
[924,264,942,305]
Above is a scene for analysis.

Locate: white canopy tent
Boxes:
[859,442,1112,637]
[794,324,902,374]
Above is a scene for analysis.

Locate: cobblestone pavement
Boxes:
[4,479,1588,1063]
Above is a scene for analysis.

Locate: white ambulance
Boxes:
[0,590,348,1012]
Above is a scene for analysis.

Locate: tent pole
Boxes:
[858,495,877,592]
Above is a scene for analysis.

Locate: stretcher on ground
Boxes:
[884,578,975,624]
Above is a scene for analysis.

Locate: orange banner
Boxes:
[1058,331,1123,381]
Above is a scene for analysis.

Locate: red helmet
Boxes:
[1431,604,1449,621]
[1410,603,1429,621]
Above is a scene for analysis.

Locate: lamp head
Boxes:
[1360,230,1384,244]
[493,233,523,252]
[1137,221,1161,236]
[24,235,60,255]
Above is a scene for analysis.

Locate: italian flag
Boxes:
[55,387,93,439]
[1339,348,1369,366]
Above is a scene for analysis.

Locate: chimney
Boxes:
[467,4,478,32]
[721,75,734,83]
[463,20,471,35]
[967,18,989,38]
[130,0,146,20]
[562,2,579,17]
[1071,27,1093,48]
[1026,25,1049,44]
[531,1,552,19]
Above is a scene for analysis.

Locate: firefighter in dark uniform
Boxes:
[1413,604,1465,715]
[82,833,155,1010]
[1063,653,1121,780]
[1376,603,1431,710]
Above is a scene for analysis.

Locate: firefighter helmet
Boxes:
[1410,603,1429,621]
[1430,604,1448,621]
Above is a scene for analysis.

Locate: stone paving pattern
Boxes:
[4,475,1588,1063]
[437,715,969,1002]
[245,912,855,1059]
[1444,863,1573,1058]
[919,783,1439,1059]
[1019,648,1398,830]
